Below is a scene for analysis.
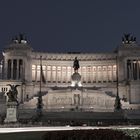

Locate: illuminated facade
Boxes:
[0,34,140,112]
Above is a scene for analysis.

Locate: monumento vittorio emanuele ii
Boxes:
[0,33,140,115]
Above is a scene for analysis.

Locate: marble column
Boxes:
[16,59,19,80]
[127,60,131,80]
[91,66,93,83]
[61,66,62,83]
[111,66,113,82]
[124,60,127,80]
[56,66,58,84]
[85,66,87,83]
[22,60,25,81]
[96,66,98,83]
[133,60,137,80]
[5,59,8,79]
[106,65,109,82]
[101,66,103,83]
[50,66,52,83]
[131,60,133,80]
[35,65,37,82]
[11,59,13,79]
[137,60,139,80]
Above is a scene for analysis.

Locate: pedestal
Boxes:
[4,102,18,123]
[71,72,82,87]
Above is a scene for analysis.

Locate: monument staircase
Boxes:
[14,90,140,122]
[20,89,130,111]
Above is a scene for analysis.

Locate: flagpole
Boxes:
[37,56,43,117]
[114,55,122,111]
[116,55,119,97]
[40,56,42,94]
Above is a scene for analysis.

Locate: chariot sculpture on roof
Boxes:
[122,33,136,44]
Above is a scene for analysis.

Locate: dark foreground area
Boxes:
[43,129,132,140]
[0,129,135,140]
[0,131,45,140]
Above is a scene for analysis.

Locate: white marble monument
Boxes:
[0,33,140,112]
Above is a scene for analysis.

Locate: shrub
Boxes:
[43,129,132,140]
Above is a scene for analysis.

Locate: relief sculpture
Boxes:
[74,94,80,105]
[52,97,72,105]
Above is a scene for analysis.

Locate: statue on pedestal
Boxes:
[4,84,20,123]
[71,57,82,87]
[73,57,79,73]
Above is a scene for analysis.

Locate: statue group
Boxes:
[122,33,136,44]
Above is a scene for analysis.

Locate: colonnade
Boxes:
[32,64,116,83]
[127,60,140,80]
[7,59,23,80]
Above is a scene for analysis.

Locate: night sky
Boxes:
[0,0,140,53]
